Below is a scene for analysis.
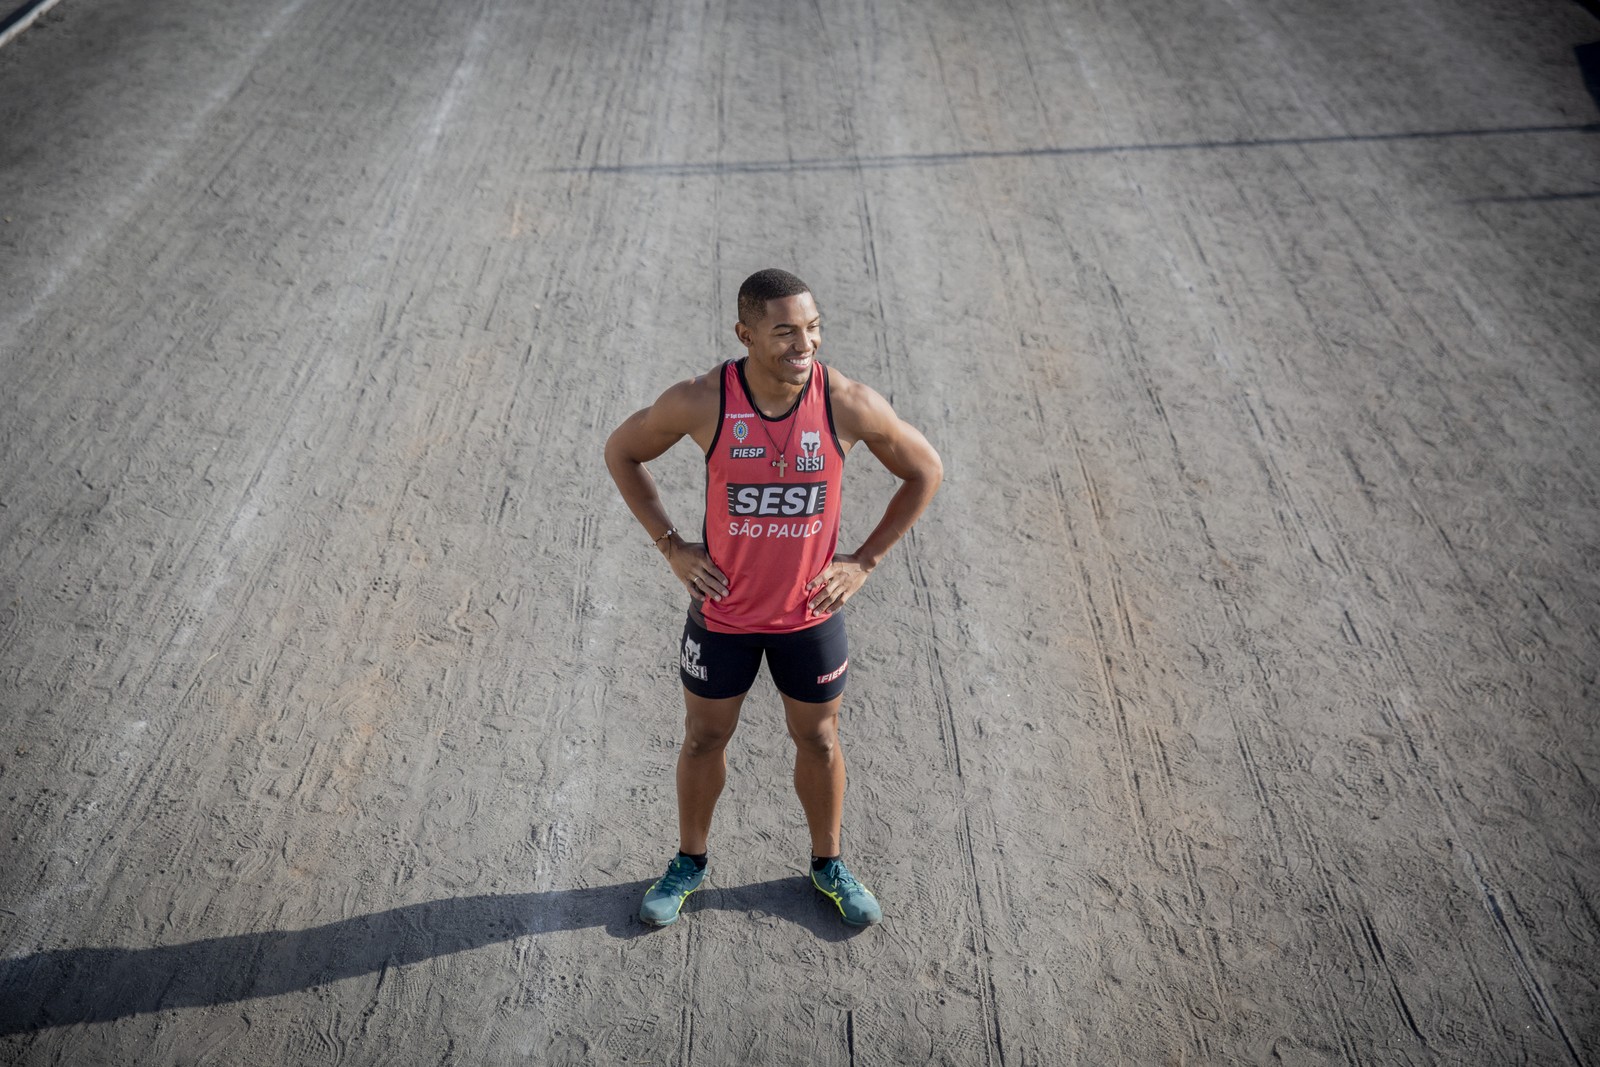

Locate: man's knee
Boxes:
[787,716,839,757]
[682,696,743,756]
[683,720,737,757]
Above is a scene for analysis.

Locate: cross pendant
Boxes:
[772,455,788,477]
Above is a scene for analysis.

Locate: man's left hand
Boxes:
[806,554,871,615]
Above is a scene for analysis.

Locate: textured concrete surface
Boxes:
[1,0,1598,1063]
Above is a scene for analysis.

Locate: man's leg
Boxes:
[677,690,747,854]
[783,691,882,926]
[782,693,845,857]
[640,689,747,926]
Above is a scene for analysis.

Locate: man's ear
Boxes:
[733,320,752,348]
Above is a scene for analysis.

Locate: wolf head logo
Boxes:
[680,634,709,681]
[800,430,821,456]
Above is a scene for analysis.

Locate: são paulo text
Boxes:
[728,519,827,539]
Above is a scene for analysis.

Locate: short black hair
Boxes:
[737,268,812,328]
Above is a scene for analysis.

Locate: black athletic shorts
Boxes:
[679,611,849,703]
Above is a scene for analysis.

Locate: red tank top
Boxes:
[699,358,846,634]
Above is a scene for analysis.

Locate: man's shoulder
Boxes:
[824,365,894,438]
[653,362,725,418]
[678,360,729,395]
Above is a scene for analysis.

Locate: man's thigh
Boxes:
[780,691,845,744]
[681,689,749,744]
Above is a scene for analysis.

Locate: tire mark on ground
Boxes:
[809,4,1005,1059]
[1461,850,1590,1067]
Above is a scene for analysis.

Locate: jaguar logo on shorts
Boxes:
[681,635,708,681]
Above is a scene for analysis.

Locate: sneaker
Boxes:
[810,858,882,926]
[639,855,705,926]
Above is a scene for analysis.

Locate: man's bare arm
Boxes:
[604,378,730,602]
[806,379,942,614]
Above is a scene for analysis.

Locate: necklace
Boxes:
[741,360,805,478]
[751,401,801,477]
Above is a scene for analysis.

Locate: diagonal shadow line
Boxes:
[550,122,1600,177]
[0,0,64,49]
[1462,190,1600,203]
[0,875,859,1034]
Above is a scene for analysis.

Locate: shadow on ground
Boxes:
[1578,41,1600,111]
[0,875,859,1033]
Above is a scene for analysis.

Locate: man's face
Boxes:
[736,292,821,387]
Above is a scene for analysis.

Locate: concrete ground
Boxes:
[1,0,1597,1063]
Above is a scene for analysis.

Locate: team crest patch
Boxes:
[795,429,825,473]
[681,635,708,681]
[733,421,749,442]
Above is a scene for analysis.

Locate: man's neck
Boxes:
[740,358,808,417]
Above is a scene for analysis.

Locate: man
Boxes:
[604,268,942,927]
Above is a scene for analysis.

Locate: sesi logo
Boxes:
[726,482,828,517]
[681,635,708,680]
[794,429,825,472]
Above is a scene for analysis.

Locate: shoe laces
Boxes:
[821,860,863,893]
[658,858,699,894]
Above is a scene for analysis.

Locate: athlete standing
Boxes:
[604,269,942,927]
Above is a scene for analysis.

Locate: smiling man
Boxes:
[604,268,942,928]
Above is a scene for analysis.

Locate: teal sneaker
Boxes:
[639,855,705,926]
[810,858,882,926]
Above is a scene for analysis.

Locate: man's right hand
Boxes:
[664,537,729,603]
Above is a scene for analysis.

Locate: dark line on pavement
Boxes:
[1467,852,1589,1067]
[1463,190,1600,204]
[0,0,65,48]
[554,123,1599,177]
